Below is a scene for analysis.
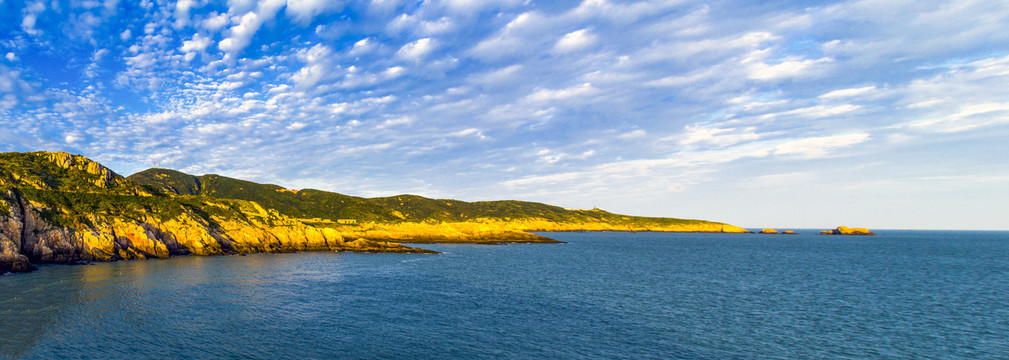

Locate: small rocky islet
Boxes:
[758,229,797,234]
[820,226,876,236]
[758,227,876,235]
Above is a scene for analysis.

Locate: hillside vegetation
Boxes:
[128,168,739,231]
[2,151,748,273]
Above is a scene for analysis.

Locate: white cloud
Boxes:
[617,129,646,140]
[174,0,197,28]
[645,67,720,87]
[905,102,1009,133]
[383,66,405,78]
[743,50,834,81]
[388,13,454,35]
[286,0,341,25]
[772,133,870,158]
[5,53,16,62]
[449,128,486,139]
[554,29,596,53]
[890,55,1009,133]
[469,12,547,60]
[527,83,597,102]
[376,116,413,129]
[440,0,523,14]
[202,12,231,32]
[350,38,376,56]
[679,125,761,147]
[396,38,436,61]
[219,0,287,58]
[469,64,522,85]
[572,0,686,23]
[181,33,213,61]
[120,29,132,41]
[773,104,861,119]
[820,86,876,99]
[21,1,46,36]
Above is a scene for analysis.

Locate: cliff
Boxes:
[1,151,750,273]
[0,152,433,273]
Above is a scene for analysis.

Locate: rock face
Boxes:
[0,189,434,273]
[759,228,779,234]
[0,151,753,273]
[820,226,876,236]
[0,152,437,273]
[782,230,796,235]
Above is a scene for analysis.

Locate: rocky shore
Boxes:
[1,151,750,273]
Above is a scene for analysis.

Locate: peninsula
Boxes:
[1,151,748,273]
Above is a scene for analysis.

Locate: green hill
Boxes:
[2,151,750,274]
[1,152,432,274]
[127,168,734,229]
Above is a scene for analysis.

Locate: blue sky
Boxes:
[1,0,1007,230]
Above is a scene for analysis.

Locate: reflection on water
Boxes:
[2,232,1008,359]
[1,266,84,358]
[1,253,350,359]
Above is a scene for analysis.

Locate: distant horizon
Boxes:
[1,1,1007,231]
[7,149,1009,231]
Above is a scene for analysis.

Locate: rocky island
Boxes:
[1,151,749,273]
[820,226,876,236]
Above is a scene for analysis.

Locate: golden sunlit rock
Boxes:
[820,226,876,236]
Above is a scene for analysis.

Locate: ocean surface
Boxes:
[2,230,1007,359]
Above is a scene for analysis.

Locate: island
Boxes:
[820,226,876,236]
[1,151,749,273]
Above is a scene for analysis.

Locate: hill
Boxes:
[128,168,746,232]
[0,152,433,273]
[2,151,748,273]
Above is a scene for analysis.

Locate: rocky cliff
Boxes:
[1,151,750,273]
[0,152,433,273]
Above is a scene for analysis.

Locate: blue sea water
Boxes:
[2,230,1008,359]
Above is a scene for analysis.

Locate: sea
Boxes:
[2,230,1007,359]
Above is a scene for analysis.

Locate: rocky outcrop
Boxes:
[0,189,434,273]
[782,230,796,235]
[820,226,876,236]
[1,151,754,273]
[43,152,122,189]
[759,228,778,234]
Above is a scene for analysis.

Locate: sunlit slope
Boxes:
[128,168,749,232]
[0,152,431,273]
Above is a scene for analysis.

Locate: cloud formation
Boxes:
[1,0,1007,229]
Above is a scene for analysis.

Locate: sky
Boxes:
[0,0,1007,230]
